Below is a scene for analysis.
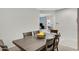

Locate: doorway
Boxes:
[39,14,53,30]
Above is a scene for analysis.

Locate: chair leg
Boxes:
[52,46,55,51]
[57,47,58,51]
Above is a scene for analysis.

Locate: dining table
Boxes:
[12,33,56,51]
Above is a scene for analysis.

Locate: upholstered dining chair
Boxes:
[0,39,9,51]
[0,39,21,51]
[41,33,61,51]
[52,33,61,51]
[23,32,32,38]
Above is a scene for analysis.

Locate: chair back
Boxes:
[46,38,54,51]
[50,30,58,33]
[0,40,4,47]
[23,32,32,38]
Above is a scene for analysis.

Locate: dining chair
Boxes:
[41,33,61,51]
[0,39,9,51]
[52,33,61,51]
[23,32,32,38]
[0,39,21,51]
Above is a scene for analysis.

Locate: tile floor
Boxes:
[9,45,78,51]
[58,45,77,51]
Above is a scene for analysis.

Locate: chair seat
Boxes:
[47,45,53,51]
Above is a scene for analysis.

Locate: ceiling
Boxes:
[37,8,63,11]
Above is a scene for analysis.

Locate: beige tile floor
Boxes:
[9,45,78,51]
[58,45,77,51]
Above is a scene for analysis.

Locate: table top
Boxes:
[13,33,55,51]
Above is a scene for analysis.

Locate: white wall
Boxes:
[77,9,79,50]
[55,8,77,49]
[0,8,39,48]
